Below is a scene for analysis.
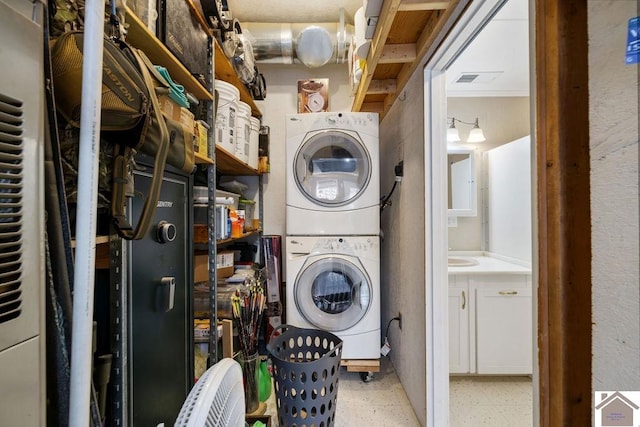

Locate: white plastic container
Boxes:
[248,116,260,170]
[214,80,239,154]
[234,101,251,164]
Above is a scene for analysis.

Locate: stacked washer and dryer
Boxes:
[285,112,380,360]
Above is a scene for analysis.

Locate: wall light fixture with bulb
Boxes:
[447,117,486,143]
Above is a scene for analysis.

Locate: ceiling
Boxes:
[446,0,529,97]
[227,0,530,115]
[227,0,362,23]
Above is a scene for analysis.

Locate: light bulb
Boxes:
[466,118,485,143]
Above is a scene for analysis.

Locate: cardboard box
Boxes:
[194,253,209,283]
[158,94,195,131]
[194,120,209,155]
[217,250,235,279]
[194,251,235,283]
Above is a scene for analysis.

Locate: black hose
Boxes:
[380,181,398,214]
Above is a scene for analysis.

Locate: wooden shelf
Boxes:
[351,0,463,119]
[146,0,261,117]
[216,146,260,176]
[195,151,214,164]
[213,42,261,118]
[125,6,213,102]
[71,235,111,269]
[194,225,261,245]
[126,2,261,114]
[216,229,262,245]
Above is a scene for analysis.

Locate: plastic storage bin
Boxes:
[215,79,239,154]
[235,101,251,164]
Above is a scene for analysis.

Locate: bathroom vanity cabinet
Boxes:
[448,275,472,374]
[449,269,532,375]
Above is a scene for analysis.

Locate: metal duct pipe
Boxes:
[242,20,354,67]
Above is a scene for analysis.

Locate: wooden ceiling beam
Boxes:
[388,0,468,119]
[361,102,385,113]
[379,44,417,63]
[351,0,402,112]
[398,0,450,12]
[367,79,397,95]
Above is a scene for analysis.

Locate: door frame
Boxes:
[423,1,592,426]
[423,1,511,425]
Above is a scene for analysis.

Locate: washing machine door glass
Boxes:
[294,130,371,207]
[295,256,371,331]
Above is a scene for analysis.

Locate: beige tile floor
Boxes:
[261,359,532,426]
[449,376,533,427]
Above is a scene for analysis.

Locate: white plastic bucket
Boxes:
[215,80,239,154]
[248,116,260,169]
[235,101,251,164]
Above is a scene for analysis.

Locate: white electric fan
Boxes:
[175,358,246,427]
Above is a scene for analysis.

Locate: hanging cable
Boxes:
[380,160,403,214]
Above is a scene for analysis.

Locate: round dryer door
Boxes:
[294,130,371,207]
[294,256,372,332]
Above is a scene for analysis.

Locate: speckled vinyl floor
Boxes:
[261,359,532,426]
[449,376,532,427]
[264,356,421,426]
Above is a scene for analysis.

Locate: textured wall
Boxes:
[379,68,427,425]
[589,1,640,391]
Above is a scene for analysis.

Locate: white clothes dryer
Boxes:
[285,235,380,359]
[286,112,379,236]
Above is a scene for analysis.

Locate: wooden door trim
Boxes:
[535,1,592,425]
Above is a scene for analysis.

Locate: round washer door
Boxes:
[294,255,372,332]
[293,130,371,207]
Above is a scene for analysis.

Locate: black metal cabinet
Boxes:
[126,161,193,425]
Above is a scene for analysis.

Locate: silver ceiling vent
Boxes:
[455,71,504,84]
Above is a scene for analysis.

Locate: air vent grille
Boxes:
[0,92,24,324]
[456,73,479,83]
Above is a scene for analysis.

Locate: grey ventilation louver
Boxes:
[455,71,504,84]
[456,73,479,83]
[0,92,24,325]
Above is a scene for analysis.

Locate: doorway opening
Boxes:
[423,0,536,425]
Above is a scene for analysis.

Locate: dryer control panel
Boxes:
[289,236,371,255]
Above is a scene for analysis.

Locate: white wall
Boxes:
[485,135,532,263]
[589,1,640,391]
[447,97,530,251]
[254,64,353,241]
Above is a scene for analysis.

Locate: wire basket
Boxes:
[267,325,343,427]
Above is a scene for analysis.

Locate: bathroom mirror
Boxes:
[447,147,477,217]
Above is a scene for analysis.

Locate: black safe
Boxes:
[126,158,194,425]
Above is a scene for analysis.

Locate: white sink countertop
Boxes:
[448,251,532,275]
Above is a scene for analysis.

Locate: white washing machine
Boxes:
[286,112,379,236]
[286,235,380,359]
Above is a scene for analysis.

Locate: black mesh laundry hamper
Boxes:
[267,324,343,427]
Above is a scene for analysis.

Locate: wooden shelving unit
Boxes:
[125,5,262,167]
[195,151,214,165]
[351,0,464,119]
[216,146,260,176]
[126,4,265,371]
[194,225,261,245]
[212,42,261,118]
[125,7,212,102]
